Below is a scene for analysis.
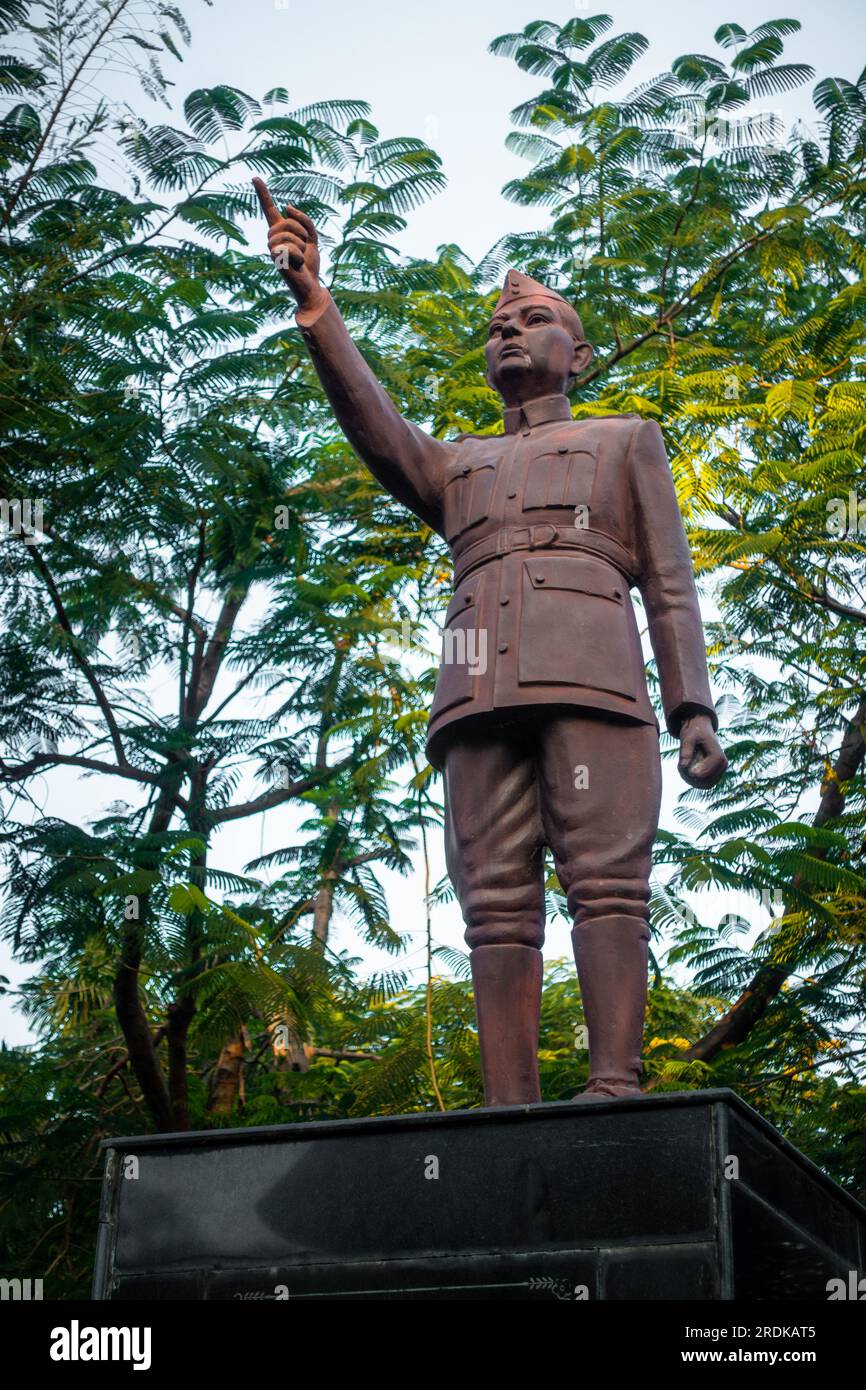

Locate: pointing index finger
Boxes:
[252,176,281,227]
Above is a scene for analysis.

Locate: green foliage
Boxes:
[1,3,865,1296]
[482,10,866,1132]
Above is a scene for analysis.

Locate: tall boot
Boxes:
[470,943,542,1107]
[571,915,650,1100]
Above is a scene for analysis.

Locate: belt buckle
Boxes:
[530,523,559,549]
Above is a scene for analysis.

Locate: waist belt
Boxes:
[452,524,637,587]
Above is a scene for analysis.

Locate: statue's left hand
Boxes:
[677,714,728,788]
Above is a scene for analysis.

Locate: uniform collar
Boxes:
[502,394,572,435]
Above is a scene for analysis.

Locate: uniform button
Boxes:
[558,444,568,454]
[498,642,509,653]
[500,596,509,606]
[535,573,545,583]
[465,593,474,604]
[507,489,517,498]
[461,465,471,475]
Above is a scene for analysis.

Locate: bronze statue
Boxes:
[254,178,727,1107]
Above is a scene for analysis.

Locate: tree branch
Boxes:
[0,752,163,786]
[213,754,356,824]
[664,699,866,1072]
[0,0,134,233]
[26,540,128,766]
[185,585,249,722]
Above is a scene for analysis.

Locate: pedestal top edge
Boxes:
[100,1086,750,1150]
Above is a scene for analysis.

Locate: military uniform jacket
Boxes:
[297,293,717,768]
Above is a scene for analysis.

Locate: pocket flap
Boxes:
[444,575,483,625]
[445,449,498,486]
[534,445,595,464]
[524,556,624,602]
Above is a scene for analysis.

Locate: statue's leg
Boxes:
[443,725,545,1107]
[536,714,662,1099]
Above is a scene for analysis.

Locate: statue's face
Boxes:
[485,295,591,405]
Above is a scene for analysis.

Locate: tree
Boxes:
[0,0,448,1130]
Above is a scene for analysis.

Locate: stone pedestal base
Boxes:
[93,1088,865,1300]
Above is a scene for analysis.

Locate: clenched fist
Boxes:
[677,713,728,789]
[253,176,326,315]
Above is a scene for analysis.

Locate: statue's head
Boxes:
[485,270,593,406]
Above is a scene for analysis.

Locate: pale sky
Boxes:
[1,0,859,1045]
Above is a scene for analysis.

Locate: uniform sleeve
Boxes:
[628,418,718,736]
[296,292,452,533]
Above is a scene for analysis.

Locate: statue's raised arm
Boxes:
[253,178,451,532]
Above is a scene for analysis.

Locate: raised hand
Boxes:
[677,714,728,789]
[252,176,325,313]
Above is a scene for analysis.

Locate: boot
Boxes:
[571,915,650,1101]
[470,943,542,1106]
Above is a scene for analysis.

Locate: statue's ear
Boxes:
[571,341,594,377]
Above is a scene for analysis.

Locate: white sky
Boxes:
[2,0,860,1045]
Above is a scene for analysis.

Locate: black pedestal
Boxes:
[93,1088,866,1300]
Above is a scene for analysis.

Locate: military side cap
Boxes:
[493,269,585,340]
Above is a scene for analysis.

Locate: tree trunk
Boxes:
[113,925,174,1131]
[207,1028,251,1113]
[311,872,336,951]
[167,786,209,1130]
[112,789,179,1130]
[166,996,196,1128]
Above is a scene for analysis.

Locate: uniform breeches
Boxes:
[443,713,661,950]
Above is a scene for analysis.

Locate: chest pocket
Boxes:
[443,450,498,543]
[522,446,596,512]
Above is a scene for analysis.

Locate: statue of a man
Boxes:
[255,179,727,1106]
